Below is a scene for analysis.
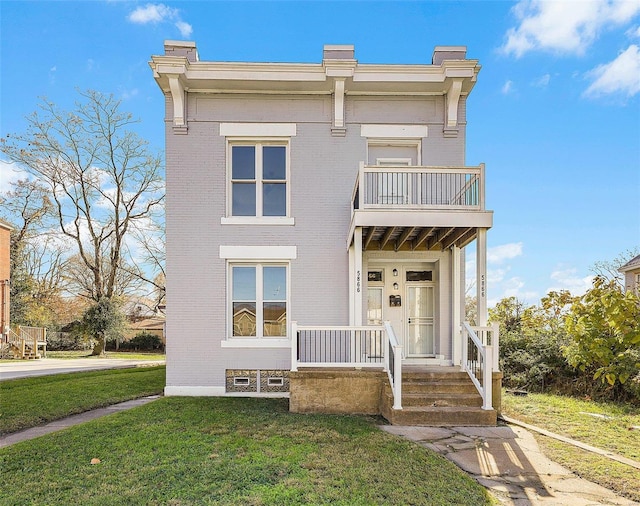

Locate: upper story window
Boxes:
[231,144,287,217]
[220,123,296,225]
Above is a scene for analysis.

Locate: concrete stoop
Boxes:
[382,369,497,426]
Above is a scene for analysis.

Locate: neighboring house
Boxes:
[150,41,500,425]
[0,219,11,340]
[123,316,166,345]
[619,255,640,295]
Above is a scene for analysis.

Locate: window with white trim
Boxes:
[229,143,288,218]
[231,263,287,338]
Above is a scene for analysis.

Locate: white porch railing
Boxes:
[460,322,499,410]
[352,164,485,213]
[291,321,403,410]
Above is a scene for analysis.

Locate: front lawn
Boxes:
[0,366,166,435]
[502,390,640,501]
[0,397,493,505]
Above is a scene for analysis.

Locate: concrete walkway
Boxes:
[382,424,638,506]
[0,396,161,448]
[0,357,165,381]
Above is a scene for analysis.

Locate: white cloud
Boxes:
[583,44,640,97]
[487,268,509,284]
[547,267,594,295]
[175,20,193,38]
[487,276,539,307]
[532,73,551,87]
[128,3,178,24]
[121,88,140,100]
[501,0,640,57]
[127,3,193,38]
[0,159,28,194]
[501,79,515,94]
[487,242,523,264]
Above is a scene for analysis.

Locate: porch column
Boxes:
[476,228,488,326]
[451,245,461,366]
[348,241,355,326]
[354,227,363,326]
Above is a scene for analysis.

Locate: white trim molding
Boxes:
[219,245,297,260]
[220,123,297,137]
[361,124,428,139]
[164,385,289,398]
[221,217,295,226]
[221,338,290,348]
[165,386,225,396]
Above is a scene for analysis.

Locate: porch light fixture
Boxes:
[393,282,399,290]
[392,268,398,277]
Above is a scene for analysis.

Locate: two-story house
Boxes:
[150,41,500,425]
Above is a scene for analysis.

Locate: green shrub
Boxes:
[122,331,163,351]
[46,331,89,351]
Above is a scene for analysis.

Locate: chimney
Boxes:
[432,46,467,65]
[164,40,199,62]
[323,44,355,61]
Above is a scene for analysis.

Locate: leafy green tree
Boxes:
[491,293,577,392]
[564,276,640,397]
[78,297,125,356]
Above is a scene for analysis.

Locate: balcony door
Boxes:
[368,142,420,206]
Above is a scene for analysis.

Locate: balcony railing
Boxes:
[352,163,485,213]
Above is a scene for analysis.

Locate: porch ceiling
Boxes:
[361,225,477,251]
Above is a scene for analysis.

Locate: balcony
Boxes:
[348,164,493,251]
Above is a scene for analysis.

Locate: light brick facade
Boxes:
[151,42,493,401]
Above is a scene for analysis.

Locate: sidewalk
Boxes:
[0,396,161,448]
[382,424,638,506]
[0,357,165,381]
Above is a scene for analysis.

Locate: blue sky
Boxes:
[1,0,639,305]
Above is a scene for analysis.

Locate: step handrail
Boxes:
[461,322,493,410]
[383,321,402,410]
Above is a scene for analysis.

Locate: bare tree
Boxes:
[591,248,640,287]
[1,90,164,354]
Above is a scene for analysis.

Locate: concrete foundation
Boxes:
[289,369,385,415]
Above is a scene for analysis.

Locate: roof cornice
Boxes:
[149,42,481,136]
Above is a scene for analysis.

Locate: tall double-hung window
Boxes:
[220,122,296,225]
[231,144,287,217]
[231,264,287,338]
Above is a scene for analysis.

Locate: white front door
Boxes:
[406,285,435,357]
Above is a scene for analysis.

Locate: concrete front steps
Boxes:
[381,368,497,426]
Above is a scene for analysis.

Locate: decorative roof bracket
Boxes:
[323,45,356,137]
[168,75,188,134]
[332,78,346,136]
[444,79,463,138]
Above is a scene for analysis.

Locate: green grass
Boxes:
[0,366,165,435]
[46,350,166,360]
[0,397,493,505]
[502,390,640,501]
